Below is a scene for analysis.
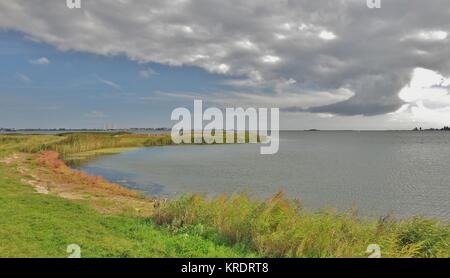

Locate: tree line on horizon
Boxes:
[413,126,450,131]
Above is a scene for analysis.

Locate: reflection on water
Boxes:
[80,131,450,220]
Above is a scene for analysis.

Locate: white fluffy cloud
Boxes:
[391,68,450,127]
[402,30,448,41]
[399,68,450,106]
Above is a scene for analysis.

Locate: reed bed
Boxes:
[156,192,450,258]
[25,133,172,157]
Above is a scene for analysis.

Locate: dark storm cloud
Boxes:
[0,0,449,115]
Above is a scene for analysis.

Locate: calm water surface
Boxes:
[80,131,450,220]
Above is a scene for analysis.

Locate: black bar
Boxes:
[1,259,448,276]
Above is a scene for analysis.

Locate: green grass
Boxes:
[0,163,256,258]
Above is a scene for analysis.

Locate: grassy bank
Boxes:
[156,193,449,258]
[0,164,255,257]
[0,133,448,258]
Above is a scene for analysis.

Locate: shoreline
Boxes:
[0,132,449,258]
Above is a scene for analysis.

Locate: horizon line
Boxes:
[1,127,449,132]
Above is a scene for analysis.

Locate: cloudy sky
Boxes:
[1,0,450,130]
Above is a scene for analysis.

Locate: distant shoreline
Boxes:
[1,128,450,134]
[0,128,170,133]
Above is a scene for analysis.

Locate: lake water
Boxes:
[80,131,450,220]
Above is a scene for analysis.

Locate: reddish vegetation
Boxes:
[36,151,138,198]
[37,151,65,169]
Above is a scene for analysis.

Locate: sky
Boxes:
[0,0,450,130]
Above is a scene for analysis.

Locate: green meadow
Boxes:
[0,171,255,258]
[0,133,448,258]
